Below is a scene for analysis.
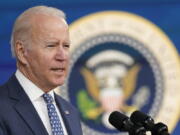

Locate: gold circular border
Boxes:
[69,11,180,132]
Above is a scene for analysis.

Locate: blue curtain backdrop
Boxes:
[0,0,179,134]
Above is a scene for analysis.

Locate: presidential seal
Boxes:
[60,11,180,135]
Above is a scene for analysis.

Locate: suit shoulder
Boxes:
[0,83,11,117]
[0,83,9,98]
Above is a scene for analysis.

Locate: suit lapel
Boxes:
[55,94,74,135]
[8,75,48,135]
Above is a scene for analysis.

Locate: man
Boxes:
[0,6,83,135]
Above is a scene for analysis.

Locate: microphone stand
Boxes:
[128,126,146,135]
[123,119,146,135]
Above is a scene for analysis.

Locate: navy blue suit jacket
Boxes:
[0,75,83,135]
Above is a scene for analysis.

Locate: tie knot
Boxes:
[43,93,54,104]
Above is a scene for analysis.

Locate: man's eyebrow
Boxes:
[64,41,71,44]
[43,40,71,45]
[44,40,59,43]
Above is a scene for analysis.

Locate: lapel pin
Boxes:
[65,110,70,115]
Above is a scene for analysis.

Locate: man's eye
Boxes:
[47,44,56,47]
[64,44,70,48]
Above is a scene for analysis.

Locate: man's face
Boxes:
[23,15,70,91]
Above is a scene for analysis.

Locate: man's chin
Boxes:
[53,79,65,86]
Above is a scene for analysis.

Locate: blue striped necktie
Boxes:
[43,93,64,135]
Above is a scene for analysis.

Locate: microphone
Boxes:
[109,111,146,135]
[152,122,169,135]
[130,110,154,131]
[130,110,170,135]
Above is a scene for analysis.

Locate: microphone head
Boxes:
[109,111,132,131]
[152,122,169,135]
[130,110,154,130]
[130,111,149,123]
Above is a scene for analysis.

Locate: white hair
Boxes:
[10,5,66,58]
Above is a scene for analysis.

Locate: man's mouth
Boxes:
[51,68,65,72]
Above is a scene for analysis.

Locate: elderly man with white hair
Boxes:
[0,6,83,135]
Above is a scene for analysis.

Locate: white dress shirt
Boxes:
[15,70,68,135]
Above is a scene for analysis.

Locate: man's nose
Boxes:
[55,47,67,61]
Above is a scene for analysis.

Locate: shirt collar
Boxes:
[15,69,56,102]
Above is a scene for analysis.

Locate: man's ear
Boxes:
[14,40,28,65]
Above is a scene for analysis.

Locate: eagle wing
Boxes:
[80,67,100,101]
[122,64,141,100]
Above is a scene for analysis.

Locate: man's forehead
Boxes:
[32,13,67,24]
[30,14,69,42]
